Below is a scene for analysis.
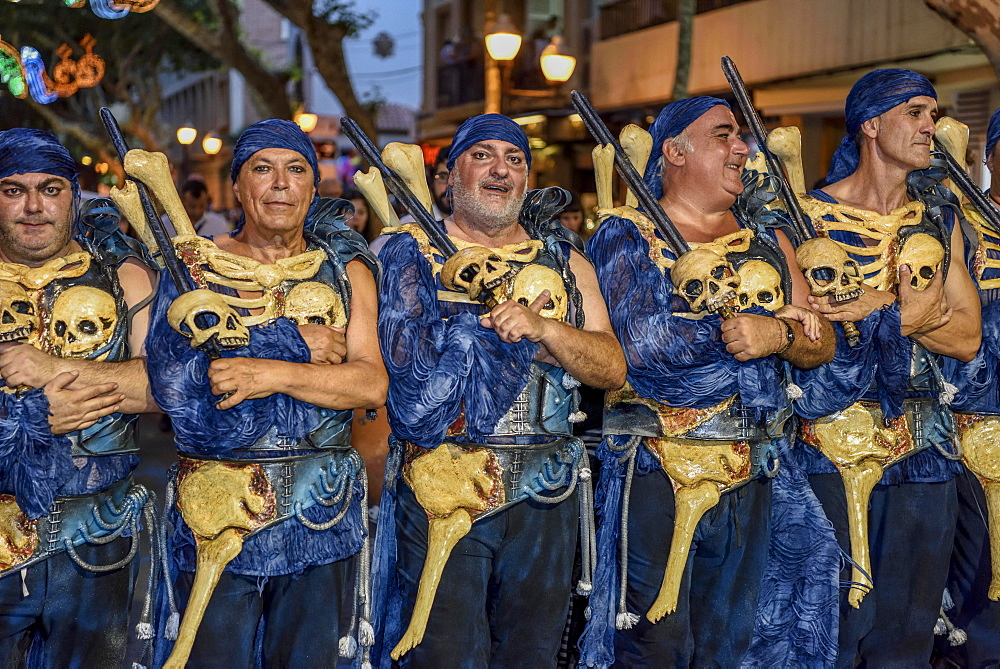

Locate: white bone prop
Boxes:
[746,151,767,175]
[620,125,653,209]
[123,149,197,237]
[935,117,970,204]
[766,126,807,196]
[592,144,616,212]
[109,180,160,256]
[354,167,400,229]
[381,143,434,215]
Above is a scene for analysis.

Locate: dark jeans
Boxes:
[0,537,137,669]
[174,557,350,668]
[395,482,579,668]
[937,470,1000,668]
[809,473,958,668]
[613,472,772,669]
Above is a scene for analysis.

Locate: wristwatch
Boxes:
[776,318,795,355]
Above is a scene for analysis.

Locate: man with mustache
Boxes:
[0,129,159,668]
[579,97,840,667]
[791,69,981,666]
[371,114,626,666]
[145,119,386,666]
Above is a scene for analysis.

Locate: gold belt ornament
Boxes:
[644,437,752,622]
[954,414,1000,600]
[163,457,278,669]
[392,443,504,660]
[800,401,914,607]
[0,495,38,572]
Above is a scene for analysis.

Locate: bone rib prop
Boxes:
[99,108,224,362]
[720,58,862,347]
[570,90,736,320]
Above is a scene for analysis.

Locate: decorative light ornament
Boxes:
[485,14,521,62]
[294,111,318,133]
[202,135,222,155]
[176,126,197,146]
[539,36,576,83]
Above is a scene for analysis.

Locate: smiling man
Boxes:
[0,128,158,668]
[579,97,840,667]
[790,68,981,666]
[144,119,386,666]
[372,113,625,667]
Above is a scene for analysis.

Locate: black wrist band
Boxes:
[776,318,795,355]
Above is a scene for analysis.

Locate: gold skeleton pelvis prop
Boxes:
[955,413,1000,600]
[800,400,927,607]
[0,496,38,572]
[391,439,580,659]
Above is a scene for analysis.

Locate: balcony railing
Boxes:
[599,0,757,40]
[436,57,485,109]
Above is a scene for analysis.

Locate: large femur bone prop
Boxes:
[796,237,864,302]
[765,126,806,196]
[620,124,652,209]
[354,167,400,228]
[109,179,160,255]
[956,416,1000,600]
[382,142,434,214]
[593,144,615,212]
[122,149,197,237]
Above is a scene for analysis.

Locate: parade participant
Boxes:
[144,119,385,667]
[0,128,158,667]
[578,97,841,668]
[160,180,231,238]
[371,113,625,667]
[791,69,981,667]
[938,106,1000,667]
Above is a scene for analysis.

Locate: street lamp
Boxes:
[202,135,222,155]
[484,13,520,115]
[539,36,576,83]
[294,111,318,133]
[176,124,196,184]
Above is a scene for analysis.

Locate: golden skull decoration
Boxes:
[0,281,36,343]
[167,289,249,350]
[897,233,944,291]
[796,237,864,302]
[509,265,568,321]
[736,260,783,312]
[284,282,347,328]
[49,286,117,359]
[670,248,741,314]
[441,246,515,301]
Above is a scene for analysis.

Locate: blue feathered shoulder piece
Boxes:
[0,389,74,519]
[945,298,1000,414]
[309,197,380,279]
[378,232,537,447]
[145,274,319,454]
[76,198,158,271]
[586,213,784,410]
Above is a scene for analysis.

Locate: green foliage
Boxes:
[313,0,376,38]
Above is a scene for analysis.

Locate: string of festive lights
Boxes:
[0,33,104,103]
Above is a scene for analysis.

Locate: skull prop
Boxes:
[167,289,249,350]
[510,265,568,321]
[796,237,864,302]
[0,281,36,343]
[897,233,944,291]
[670,248,741,314]
[441,246,515,301]
[736,260,783,311]
[49,286,117,359]
[284,282,347,328]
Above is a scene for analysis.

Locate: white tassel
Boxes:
[584,605,592,621]
[576,581,593,596]
[135,622,154,640]
[785,383,803,402]
[616,611,639,630]
[579,467,592,482]
[562,373,581,389]
[949,627,968,646]
[569,411,587,423]
[934,618,947,635]
[942,588,955,611]
[165,612,180,641]
[20,569,28,598]
[362,661,373,669]
[132,663,147,669]
[941,382,958,406]
[339,635,359,659]
[358,619,375,647]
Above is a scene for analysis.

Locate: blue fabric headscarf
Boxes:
[986,107,1000,162]
[826,68,937,183]
[0,128,80,199]
[643,96,731,199]
[447,113,531,171]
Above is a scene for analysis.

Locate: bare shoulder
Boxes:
[116,258,157,305]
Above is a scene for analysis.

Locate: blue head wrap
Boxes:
[986,107,1000,163]
[231,119,320,187]
[643,96,731,199]
[0,128,80,199]
[448,114,531,171]
[826,68,937,183]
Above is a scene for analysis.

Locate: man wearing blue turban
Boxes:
[578,97,842,667]
[0,129,160,667]
[370,113,626,666]
[791,68,981,666]
[144,118,387,666]
[936,105,1000,667]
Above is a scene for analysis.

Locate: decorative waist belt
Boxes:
[0,477,149,577]
[178,424,352,455]
[69,414,138,457]
[604,390,770,442]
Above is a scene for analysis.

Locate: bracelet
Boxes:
[775,318,795,355]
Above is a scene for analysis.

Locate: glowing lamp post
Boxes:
[176,124,197,184]
[202,135,222,155]
[484,13,520,115]
[539,36,576,83]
